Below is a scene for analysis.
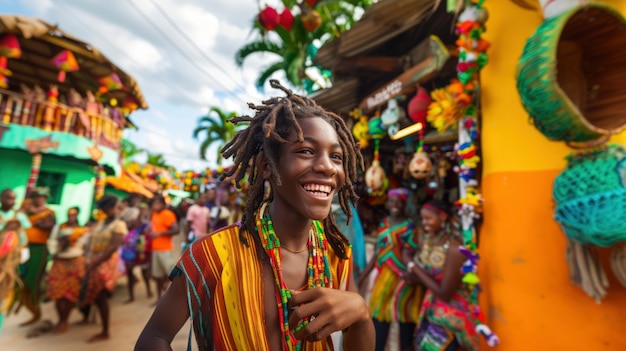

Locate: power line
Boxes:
[59,5,175,90]
[124,0,250,106]
[147,0,260,104]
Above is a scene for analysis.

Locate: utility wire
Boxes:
[60,5,175,90]
[125,0,250,106]
[147,0,260,104]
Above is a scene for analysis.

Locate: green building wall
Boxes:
[0,148,96,225]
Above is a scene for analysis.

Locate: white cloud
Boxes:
[17,0,290,171]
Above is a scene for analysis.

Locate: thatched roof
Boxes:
[0,15,148,110]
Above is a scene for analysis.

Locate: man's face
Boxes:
[1,190,16,209]
[33,194,47,207]
[205,189,216,203]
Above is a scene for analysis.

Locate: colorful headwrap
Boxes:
[387,187,410,202]
[421,202,449,216]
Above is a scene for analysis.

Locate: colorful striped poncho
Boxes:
[170,224,354,351]
[369,218,423,323]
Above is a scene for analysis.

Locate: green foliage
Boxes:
[121,138,145,167]
[235,0,373,91]
[145,152,171,170]
[193,106,242,166]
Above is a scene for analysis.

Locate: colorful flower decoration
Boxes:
[453,0,498,347]
[426,79,471,133]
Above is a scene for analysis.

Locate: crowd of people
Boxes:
[1,81,483,351]
[0,180,241,343]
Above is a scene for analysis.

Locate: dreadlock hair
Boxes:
[220,79,364,260]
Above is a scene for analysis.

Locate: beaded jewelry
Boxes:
[256,202,333,351]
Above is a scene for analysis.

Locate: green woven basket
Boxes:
[517,4,626,143]
[553,144,626,247]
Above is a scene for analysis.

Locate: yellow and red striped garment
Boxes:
[171,224,353,351]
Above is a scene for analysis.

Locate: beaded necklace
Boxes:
[256,202,333,351]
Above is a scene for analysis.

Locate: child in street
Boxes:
[358,187,423,351]
[136,80,375,351]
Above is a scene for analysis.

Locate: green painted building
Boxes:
[0,15,148,224]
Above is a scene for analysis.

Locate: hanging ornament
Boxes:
[301,9,322,32]
[365,139,387,194]
[408,86,431,123]
[408,151,432,180]
[278,8,294,31]
[94,166,106,200]
[98,73,124,94]
[258,6,280,31]
[368,112,386,140]
[25,153,42,199]
[381,98,405,137]
[50,49,79,83]
[0,34,22,89]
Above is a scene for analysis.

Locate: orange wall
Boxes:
[480,1,626,350]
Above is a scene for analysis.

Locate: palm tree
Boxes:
[235,0,373,91]
[145,152,171,170]
[193,106,239,166]
[120,138,145,167]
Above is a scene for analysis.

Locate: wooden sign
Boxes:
[359,35,450,112]
[25,135,59,154]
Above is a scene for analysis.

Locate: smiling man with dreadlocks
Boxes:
[136,80,374,351]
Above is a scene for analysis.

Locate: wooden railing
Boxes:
[0,89,124,150]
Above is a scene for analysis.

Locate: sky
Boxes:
[3,0,297,172]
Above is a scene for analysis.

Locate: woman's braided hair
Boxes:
[220,80,363,259]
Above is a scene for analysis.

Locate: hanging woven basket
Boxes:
[553,144,626,247]
[517,4,626,143]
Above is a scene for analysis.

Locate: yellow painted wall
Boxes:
[480,0,626,349]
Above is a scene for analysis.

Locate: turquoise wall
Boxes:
[0,148,95,225]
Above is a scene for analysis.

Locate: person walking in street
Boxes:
[185,192,210,243]
[136,80,374,351]
[147,195,179,303]
[121,203,153,303]
[80,195,127,343]
[19,187,56,326]
[45,207,88,334]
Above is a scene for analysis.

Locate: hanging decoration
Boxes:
[50,49,79,83]
[98,73,124,94]
[380,98,405,137]
[350,108,370,149]
[552,144,626,302]
[451,0,497,347]
[258,6,280,31]
[426,79,470,134]
[278,8,294,31]
[301,8,322,32]
[365,139,387,195]
[0,34,22,89]
[94,165,106,200]
[24,153,42,199]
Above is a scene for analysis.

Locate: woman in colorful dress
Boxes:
[81,195,127,343]
[46,207,88,334]
[20,187,56,326]
[358,187,423,351]
[403,200,480,351]
[121,203,152,303]
[0,189,30,332]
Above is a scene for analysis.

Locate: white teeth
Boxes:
[303,184,331,195]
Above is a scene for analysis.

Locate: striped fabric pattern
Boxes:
[369,218,422,323]
[172,224,353,351]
